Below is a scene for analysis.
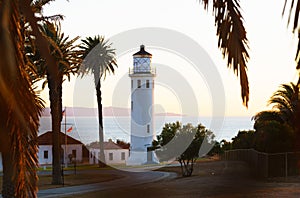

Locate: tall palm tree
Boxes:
[35,22,82,184]
[79,36,117,166]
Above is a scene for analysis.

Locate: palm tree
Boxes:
[35,22,82,184]
[79,36,117,166]
[253,83,300,128]
[253,82,300,150]
[0,0,49,197]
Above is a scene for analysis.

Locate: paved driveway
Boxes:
[38,168,176,197]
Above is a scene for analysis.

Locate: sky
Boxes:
[41,0,299,117]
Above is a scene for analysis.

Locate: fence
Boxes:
[223,149,300,178]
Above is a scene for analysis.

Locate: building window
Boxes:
[109,153,113,161]
[147,124,150,133]
[131,101,133,111]
[131,80,133,88]
[146,80,150,88]
[121,152,125,160]
[72,150,77,158]
[137,80,141,88]
[44,150,48,159]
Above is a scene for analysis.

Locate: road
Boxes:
[38,168,176,197]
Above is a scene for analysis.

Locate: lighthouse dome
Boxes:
[133,45,152,57]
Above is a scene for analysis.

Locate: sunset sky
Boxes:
[42,0,299,117]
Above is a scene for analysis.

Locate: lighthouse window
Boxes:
[131,101,133,111]
[147,124,150,133]
[146,80,150,88]
[137,80,141,88]
[131,80,133,88]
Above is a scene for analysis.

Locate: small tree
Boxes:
[231,130,255,150]
[116,139,130,149]
[176,124,200,177]
[153,122,215,177]
[219,139,232,153]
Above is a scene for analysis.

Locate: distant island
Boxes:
[41,106,184,117]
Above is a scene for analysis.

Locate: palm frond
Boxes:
[256,82,300,130]
[31,0,55,12]
[35,22,82,78]
[283,0,300,68]
[0,0,44,196]
[253,111,284,130]
[79,35,118,82]
[269,83,299,113]
[200,0,250,106]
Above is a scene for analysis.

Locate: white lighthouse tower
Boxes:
[127,45,156,165]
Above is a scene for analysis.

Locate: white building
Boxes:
[127,45,157,165]
[37,131,89,165]
[89,139,129,165]
[0,132,89,171]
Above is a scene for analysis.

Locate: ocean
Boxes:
[39,116,254,145]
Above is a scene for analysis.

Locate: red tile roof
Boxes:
[103,141,123,150]
[38,131,83,145]
[89,140,124,150]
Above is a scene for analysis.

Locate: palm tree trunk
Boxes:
[96,79,106,167]
[48,74,63,184]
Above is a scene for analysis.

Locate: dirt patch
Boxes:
[63,160,300,198]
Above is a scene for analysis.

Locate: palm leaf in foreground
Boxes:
[0,0,44,197]
[200,0,250,106]
[283,0,300,69]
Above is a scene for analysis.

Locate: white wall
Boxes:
[89,148,129,165]
[38,145,52,165]
[130,75,155,152]
[0,144,84,171]
[38,144,83,165]
[105,149,129,164]
[62,144,83,163]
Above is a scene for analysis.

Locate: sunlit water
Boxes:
[39,116,254,145]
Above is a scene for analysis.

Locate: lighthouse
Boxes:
[127,45,156,165]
